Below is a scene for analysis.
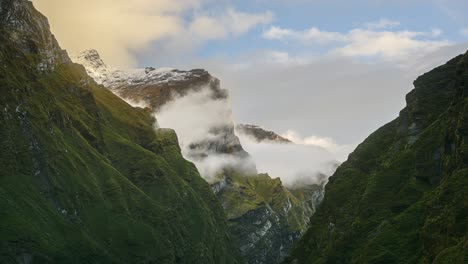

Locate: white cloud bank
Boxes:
[155,86,349,187]
[237,131,353,188]
[32,0,273,67]
[155,87,256,182]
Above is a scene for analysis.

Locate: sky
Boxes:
[33,0,468,149]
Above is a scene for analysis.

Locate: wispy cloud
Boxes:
[263,26,345,43]
[335,28,448,59]
[281,130,353,154]
[263,20,450,60]
[364,18,400,29]
[190,9,273,40]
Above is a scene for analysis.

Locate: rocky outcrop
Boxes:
[218,173,321,264]
[0,0,70,72]
[74,50,322,264]
[285,52,468,263]
[236,124,292,144]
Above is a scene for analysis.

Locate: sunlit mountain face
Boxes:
[2,0,467,264]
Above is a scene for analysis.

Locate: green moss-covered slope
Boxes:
[0,1,242,263]
[285,52,468,263]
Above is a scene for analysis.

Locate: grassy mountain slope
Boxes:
[0,1,242,263]
[284,52,468,263]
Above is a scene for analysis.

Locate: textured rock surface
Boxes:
[218,172,322,264]
[0,1,242,263]
[0,0,70,72]
[285,52,468,264]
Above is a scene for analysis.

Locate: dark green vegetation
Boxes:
[285,52,468,263]
[0,0,242,263]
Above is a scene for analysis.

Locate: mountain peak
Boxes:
[72,49,211,92]
[0,0,70,71]
[72,49,110,85]
[236,124,292,144]
[76,49,107,69]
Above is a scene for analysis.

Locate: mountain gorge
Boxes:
[285,51,468,263]
[2,1,467,264]
[74,49,323,264]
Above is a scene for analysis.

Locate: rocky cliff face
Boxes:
[217,172,323,264]
[236,124,292,144]
[0,0,70,72]
[285,52,468,263]
[74,50,321,264]
[0,1,242,263]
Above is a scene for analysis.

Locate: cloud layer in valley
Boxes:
[237,130,354,188]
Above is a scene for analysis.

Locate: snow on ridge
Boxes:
[72,50,194,89]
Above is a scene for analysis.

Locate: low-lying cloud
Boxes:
[156,88,232,145]
[237,130,353,188]
[154,86,348,187]
[155,87,257,182]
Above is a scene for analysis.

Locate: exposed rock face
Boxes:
[0,1,242,263]
[74,50,322,264]
[0,0,70,72]
[285,52,468,263]
[218,173,321,264]
[236,124,292,144]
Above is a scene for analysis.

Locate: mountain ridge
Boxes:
[284,51,468,263]
[0,1,243,262]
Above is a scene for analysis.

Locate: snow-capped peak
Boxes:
[72,50,195,89]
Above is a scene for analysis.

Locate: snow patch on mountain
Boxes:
[72,50,193,89]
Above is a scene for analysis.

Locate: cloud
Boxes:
[461,28,468,37]
[263,22,450,60]
[263,26,345,43]
[238,133,347,188]
[152,83,347,187]
[335,28,449,59]
[32,0,273,67]
[281,130,353,154]
[155,87,256,182]
[189,9,273,40]
[156,88,233,147]
[364,18,400,29]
